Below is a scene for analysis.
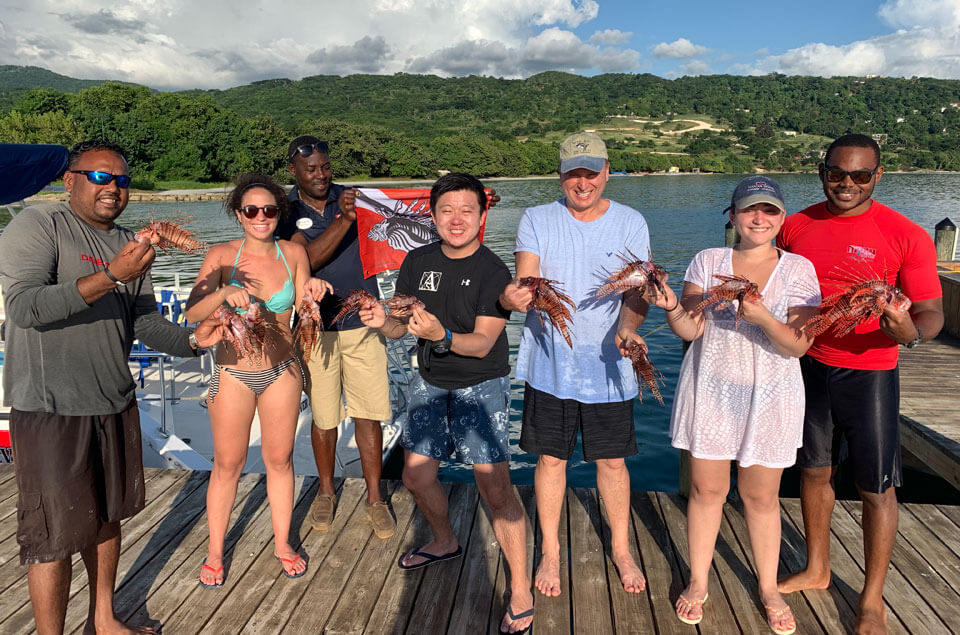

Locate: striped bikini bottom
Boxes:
[209,358,303,401]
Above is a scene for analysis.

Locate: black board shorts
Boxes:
[796,356,901,493]
[519,384,637,461]
[10,400,145,564]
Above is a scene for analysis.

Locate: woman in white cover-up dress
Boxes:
[650,176,820,633]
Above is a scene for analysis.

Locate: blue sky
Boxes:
[1,0,958,90]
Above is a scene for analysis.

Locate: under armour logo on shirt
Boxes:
[419,271,442,291]
[461,279,470,286]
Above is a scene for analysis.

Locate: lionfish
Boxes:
[135,215,207,254]
[624,340,664,405]
[293,292,323,363]
[694,274,762,327]
[358,190,440,252]
[802,261,911,338]
[595,248,668,301]
[333,289,378,323]
[515,277,577,348]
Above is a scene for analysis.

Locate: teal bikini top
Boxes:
[228,239,295,313]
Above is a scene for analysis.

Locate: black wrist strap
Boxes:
[103,268,123,285]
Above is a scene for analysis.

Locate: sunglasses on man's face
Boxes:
[69,170,131,188]
[289,142,329,161]
[823,165,879,185]
[239,204,280,219]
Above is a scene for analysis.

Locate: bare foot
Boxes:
[854,604,888,635]
[612,552,645,593]
[534,554,562,597]
[499,589,534,633]
[778,568,830,594]
[198,554,224,587]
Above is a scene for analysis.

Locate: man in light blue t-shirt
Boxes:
[500,132,651,598]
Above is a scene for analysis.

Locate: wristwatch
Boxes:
[103,268,125,286]
[431,328,452,354]
[188,331,201,352]
[904,326,923,349]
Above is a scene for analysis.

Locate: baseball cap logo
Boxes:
[576,142,588,151]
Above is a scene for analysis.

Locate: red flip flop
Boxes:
[198,557,223,588]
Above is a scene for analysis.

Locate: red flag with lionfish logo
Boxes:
[355,187,490,278]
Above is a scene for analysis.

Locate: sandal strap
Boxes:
[506,605,535,621]
[678,595,706,608]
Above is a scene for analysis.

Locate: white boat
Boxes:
[0,263,408,478]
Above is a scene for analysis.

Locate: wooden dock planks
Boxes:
[897,332,960,490]
[0,465,958,634]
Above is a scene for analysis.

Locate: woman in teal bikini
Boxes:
[186,173,331,586]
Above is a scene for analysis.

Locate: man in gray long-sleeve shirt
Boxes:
[0,140,222,634]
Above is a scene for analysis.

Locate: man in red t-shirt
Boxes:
[776,134,943,634]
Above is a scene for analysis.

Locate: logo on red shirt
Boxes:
[846,244,876,260]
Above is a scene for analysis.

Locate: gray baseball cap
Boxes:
[725,175,786,213]
[559,132,608,174]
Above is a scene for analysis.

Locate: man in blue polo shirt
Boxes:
[276,136,396,539]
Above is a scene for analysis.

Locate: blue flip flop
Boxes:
[198,557,224,589]
[275,553,307,579]
[397,545,463,570]
[499,604,534,634]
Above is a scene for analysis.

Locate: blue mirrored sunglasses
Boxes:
[69,170,131,188]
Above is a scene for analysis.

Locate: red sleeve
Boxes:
[898,225,941,302]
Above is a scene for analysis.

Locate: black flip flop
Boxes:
[499,605,534,634]
[397,545,463,570]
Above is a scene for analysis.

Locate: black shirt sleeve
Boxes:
[476,252,511,320]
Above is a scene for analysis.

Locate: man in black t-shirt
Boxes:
[360,174,533,634]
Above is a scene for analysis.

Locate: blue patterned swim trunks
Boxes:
[402,374,511,465]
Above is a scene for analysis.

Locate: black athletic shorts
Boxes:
[519,384,637,461]
[796,356,901,493]
[11,400,145,564]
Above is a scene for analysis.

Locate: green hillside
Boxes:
[3,66,960,183]
[0,65,121,111]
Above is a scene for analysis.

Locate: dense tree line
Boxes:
[3,66,960,182]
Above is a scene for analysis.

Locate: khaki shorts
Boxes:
[305,326,391,430]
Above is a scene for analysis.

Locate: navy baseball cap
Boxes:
[724,175,786,213]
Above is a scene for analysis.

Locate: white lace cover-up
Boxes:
[670,248,821,468]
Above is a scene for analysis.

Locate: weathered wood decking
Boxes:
[0,465,958,633]
[898,331,960,490]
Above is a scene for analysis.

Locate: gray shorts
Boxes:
[11,401,145,564]
[403,374,511,465]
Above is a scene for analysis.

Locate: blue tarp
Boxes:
[0,143,69,205]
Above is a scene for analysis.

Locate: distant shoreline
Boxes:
[19,170,958,204]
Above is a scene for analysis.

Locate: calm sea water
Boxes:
[4,174,957,491]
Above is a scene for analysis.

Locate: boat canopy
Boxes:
[0,143,69,205]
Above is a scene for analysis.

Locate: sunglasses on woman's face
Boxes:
[69,170,131,188]
[239,205,280,219]
[823,165,879,185]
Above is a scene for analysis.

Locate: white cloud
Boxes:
[744,1,960,79]
[407,28,640,76]
[879,0,960,29]
[753,26,960,79]
[0,0,618,89]
[589,28,631,45]
[651,38,709,59]
[678,60,711,76]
